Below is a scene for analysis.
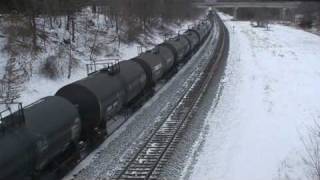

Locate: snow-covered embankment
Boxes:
[190,14,320,180]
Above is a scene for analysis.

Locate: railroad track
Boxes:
[113,15,229,180]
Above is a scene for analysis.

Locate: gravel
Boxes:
[63,19,220,180]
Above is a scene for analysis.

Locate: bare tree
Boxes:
[301,119,320,180]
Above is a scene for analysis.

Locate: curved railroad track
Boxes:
[112,14,229,180]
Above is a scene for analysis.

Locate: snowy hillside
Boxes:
[0,7,196,106]
[189,14,320,180]
[17,18,193,105]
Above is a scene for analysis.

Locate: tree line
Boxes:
[0,0,203,102]
[0,0,202,53]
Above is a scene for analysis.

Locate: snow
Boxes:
[18,68,87,104]
[0,33,8,78]
[18,20,193,105]
[0,7,196,107]
[189,14,320,180]
[62,17,219,180]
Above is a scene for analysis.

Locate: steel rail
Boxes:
[113,14,229,180]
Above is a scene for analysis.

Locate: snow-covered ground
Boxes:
[189,14,320,180]
[17,21,193,106]
[0,7,196,107]
[62,17,219,180]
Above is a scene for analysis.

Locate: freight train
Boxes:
[0,11,216,180]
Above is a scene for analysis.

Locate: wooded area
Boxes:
[0,0,201,52]
[0,0,202,102]
[0,0,202,67]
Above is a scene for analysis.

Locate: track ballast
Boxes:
[113,14,229,180]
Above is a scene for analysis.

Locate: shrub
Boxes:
[40,56,59,79]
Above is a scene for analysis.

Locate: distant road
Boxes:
[193,1,315,9]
